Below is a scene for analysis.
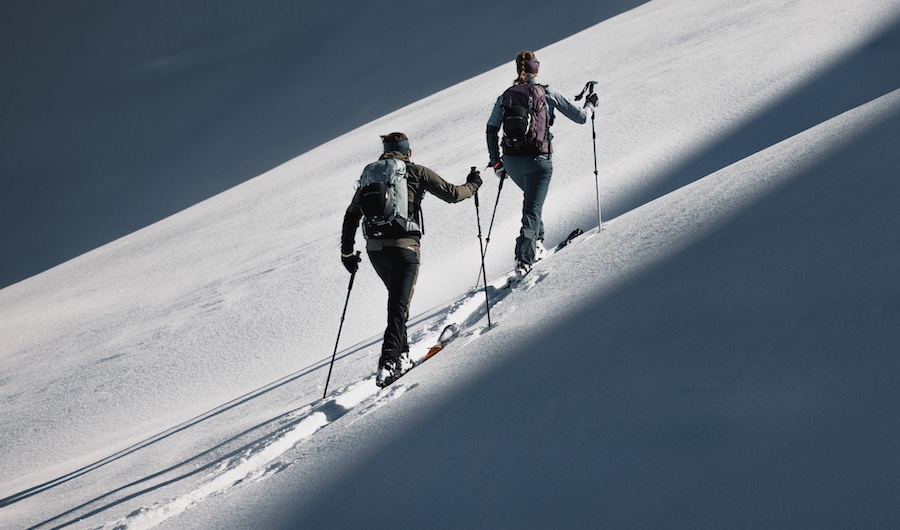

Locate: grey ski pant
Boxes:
[502,153,553,265]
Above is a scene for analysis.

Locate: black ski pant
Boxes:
[368,244,420,358]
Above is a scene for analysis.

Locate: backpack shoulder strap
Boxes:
[404,161,427,235]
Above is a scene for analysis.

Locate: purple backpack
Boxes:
[501,83,551,156]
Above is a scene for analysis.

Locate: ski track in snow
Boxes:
[98,381,371,530]
[97,237,586,529]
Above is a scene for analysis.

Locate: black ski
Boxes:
[377,323,460,388]
[554,228,584,252]
[506,228,584,289]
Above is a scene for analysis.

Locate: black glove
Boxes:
[585,92,599,108]
[341,252,361,274]
[466,168,483,189]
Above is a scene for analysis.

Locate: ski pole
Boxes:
[472,168,492,328]
[590,102,601,231]
[576,81,602,231]
[322,251,360,399]
[475,169,506,288]
[485,171,506,248]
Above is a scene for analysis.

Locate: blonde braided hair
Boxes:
[514,50,537,84]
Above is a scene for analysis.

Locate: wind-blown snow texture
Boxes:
[2,0,900,528]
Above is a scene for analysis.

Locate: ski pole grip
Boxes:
[575,80,599,100]
[471,167,480,206]
[348,250,362,286]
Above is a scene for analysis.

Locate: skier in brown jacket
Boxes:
[341,132,482,387]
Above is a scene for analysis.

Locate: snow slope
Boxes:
[2,0,899,528]
[0,0,643,289]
